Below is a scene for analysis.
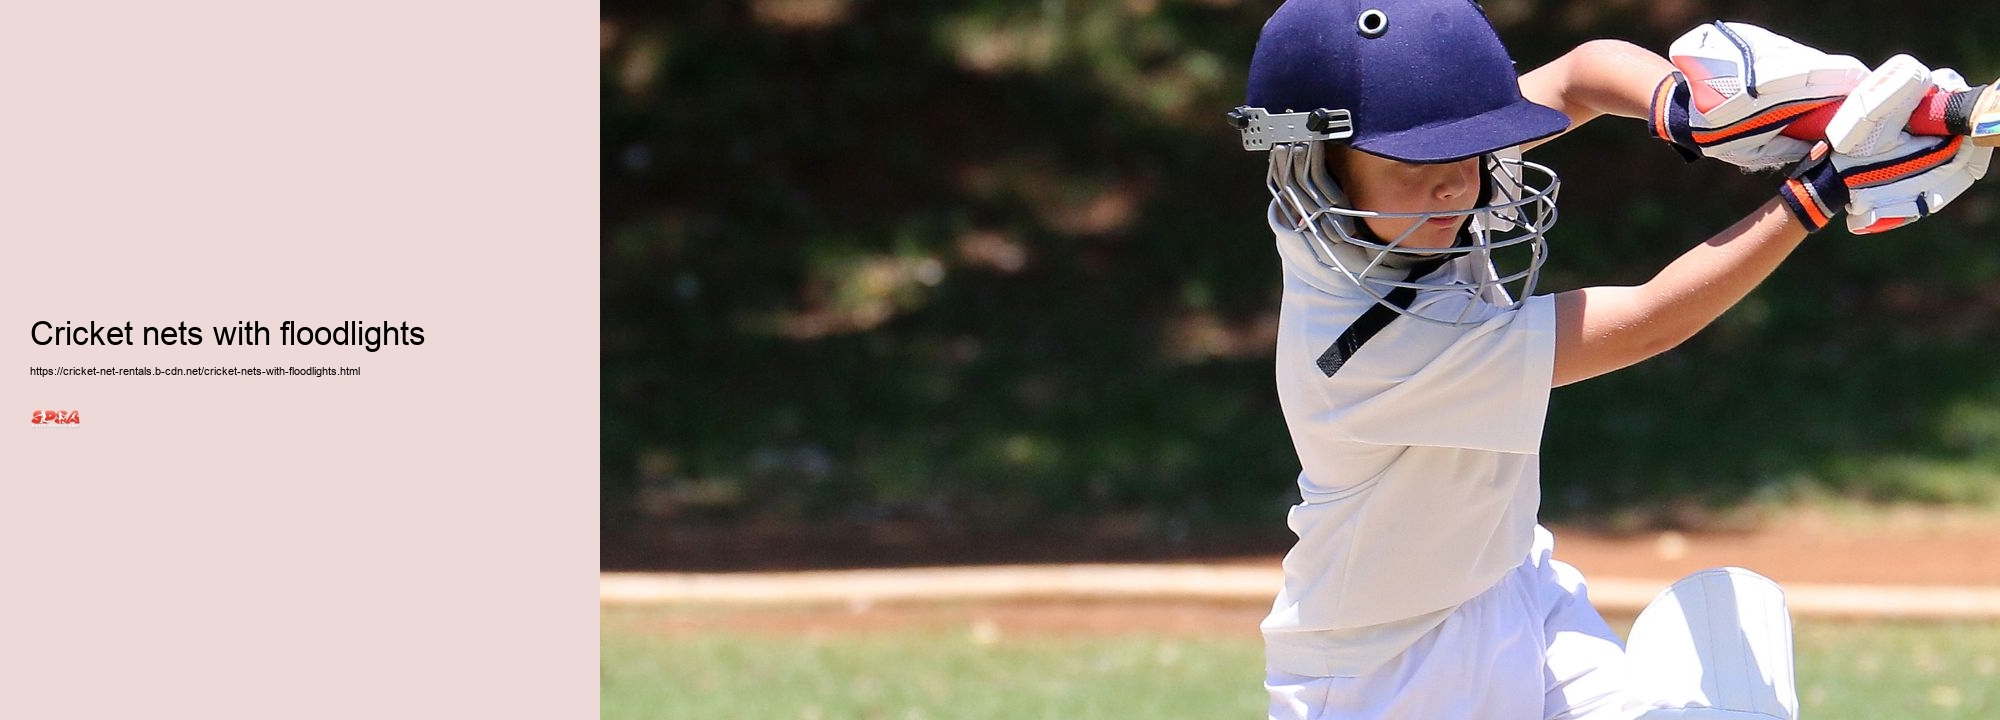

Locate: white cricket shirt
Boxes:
[1259,203,1558,678]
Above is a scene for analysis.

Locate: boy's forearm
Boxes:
[1520,39,1675,135]
[1552,198,1811,386]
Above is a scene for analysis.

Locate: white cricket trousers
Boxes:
[1265,527,1632,719]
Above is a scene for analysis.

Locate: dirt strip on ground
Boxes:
[602,566,2000,619]
[610,509,2000,585]
[607,509,2000,622]
[1547,509,2000,588]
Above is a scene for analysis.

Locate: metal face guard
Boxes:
[1264,141,1560,326]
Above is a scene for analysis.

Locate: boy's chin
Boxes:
[1407,220,1466,248]
[1361,215,1469,249]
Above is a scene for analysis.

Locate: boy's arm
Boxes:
[1517,40,1673,149]
[1519,27,1875,164]
[1522,38,1979,384]
[1550,199,1808,387]
[1546,128,1987,385]
[1516,39,1813,387]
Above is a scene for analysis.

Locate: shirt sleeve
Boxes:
[1312,293,1557,454]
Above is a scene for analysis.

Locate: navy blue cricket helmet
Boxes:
[1245,0,1570,163]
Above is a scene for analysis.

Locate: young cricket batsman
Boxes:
[1231,1,1991,717]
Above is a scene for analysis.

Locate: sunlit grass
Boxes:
[602,606,1260,720]
[605,605,2000,720]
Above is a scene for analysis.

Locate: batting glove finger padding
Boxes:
[1654,21,1869,168]
[1931,67,1972,94]
[1823,54,1934,156]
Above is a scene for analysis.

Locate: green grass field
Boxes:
[604,605,1999,719]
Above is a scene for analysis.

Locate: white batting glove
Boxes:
[1653,21,1869,169]
[1847,153,1991,234]
[1840,67,1992,234]
[1780,124,1992,235]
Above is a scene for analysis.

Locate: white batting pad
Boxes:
[1626,567,1798,720]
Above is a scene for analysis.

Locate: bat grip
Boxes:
[1780,88,1954,141]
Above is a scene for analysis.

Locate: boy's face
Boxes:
[1330,148,1481,249]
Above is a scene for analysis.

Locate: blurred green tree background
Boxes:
[603,0,2000,563]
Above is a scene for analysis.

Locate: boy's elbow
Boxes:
[1631,326,1692,364]
[1624,289,1707,359]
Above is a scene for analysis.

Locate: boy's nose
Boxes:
[1435,163,1476,202]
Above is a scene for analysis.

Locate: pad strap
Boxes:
[1649,73,1702,162]
[1779,145,1847,233]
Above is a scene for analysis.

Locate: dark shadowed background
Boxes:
[601,0,2000,569]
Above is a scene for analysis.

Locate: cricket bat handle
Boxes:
[1779,80,2000,147]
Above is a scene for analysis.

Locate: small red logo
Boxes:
[31,410,80,425]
